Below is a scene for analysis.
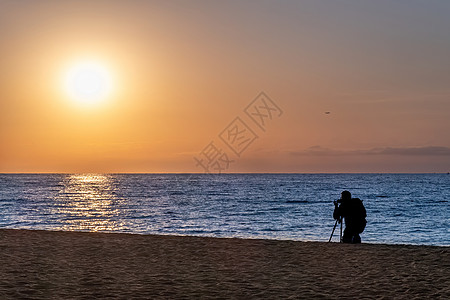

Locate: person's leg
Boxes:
[342,228,352,243]
[352,233,361,244]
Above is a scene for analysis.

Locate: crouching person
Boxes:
[333,190,367,243]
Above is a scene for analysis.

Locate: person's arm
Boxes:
[333,201,340,220]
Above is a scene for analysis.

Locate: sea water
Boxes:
[0,174,448,246]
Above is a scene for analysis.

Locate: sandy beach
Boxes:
[0,229,448,299]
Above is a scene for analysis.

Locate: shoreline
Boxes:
[1,229,449,299]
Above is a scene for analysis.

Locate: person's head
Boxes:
[341,190,351,200]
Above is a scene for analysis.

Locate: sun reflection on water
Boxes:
[53,174,125,232]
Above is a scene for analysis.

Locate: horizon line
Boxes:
[1,172,449,175]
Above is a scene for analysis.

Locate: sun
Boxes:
[64,61,113,104]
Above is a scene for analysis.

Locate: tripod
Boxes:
[328,217,343,242]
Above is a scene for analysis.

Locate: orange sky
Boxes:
[1,0,450,173]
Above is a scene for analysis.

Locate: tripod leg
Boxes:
[329,219,339,242]
[340,217,343,243]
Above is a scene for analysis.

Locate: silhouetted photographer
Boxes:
[333,191,367,243]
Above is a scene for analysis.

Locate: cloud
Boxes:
[290,146,346,156]
[290,146,450,156]
[367,146,450,156]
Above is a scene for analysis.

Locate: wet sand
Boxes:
[0,229,448,299]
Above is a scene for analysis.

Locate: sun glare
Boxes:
[64,61,113,104]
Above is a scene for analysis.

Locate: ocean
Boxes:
[0,174,448,246]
